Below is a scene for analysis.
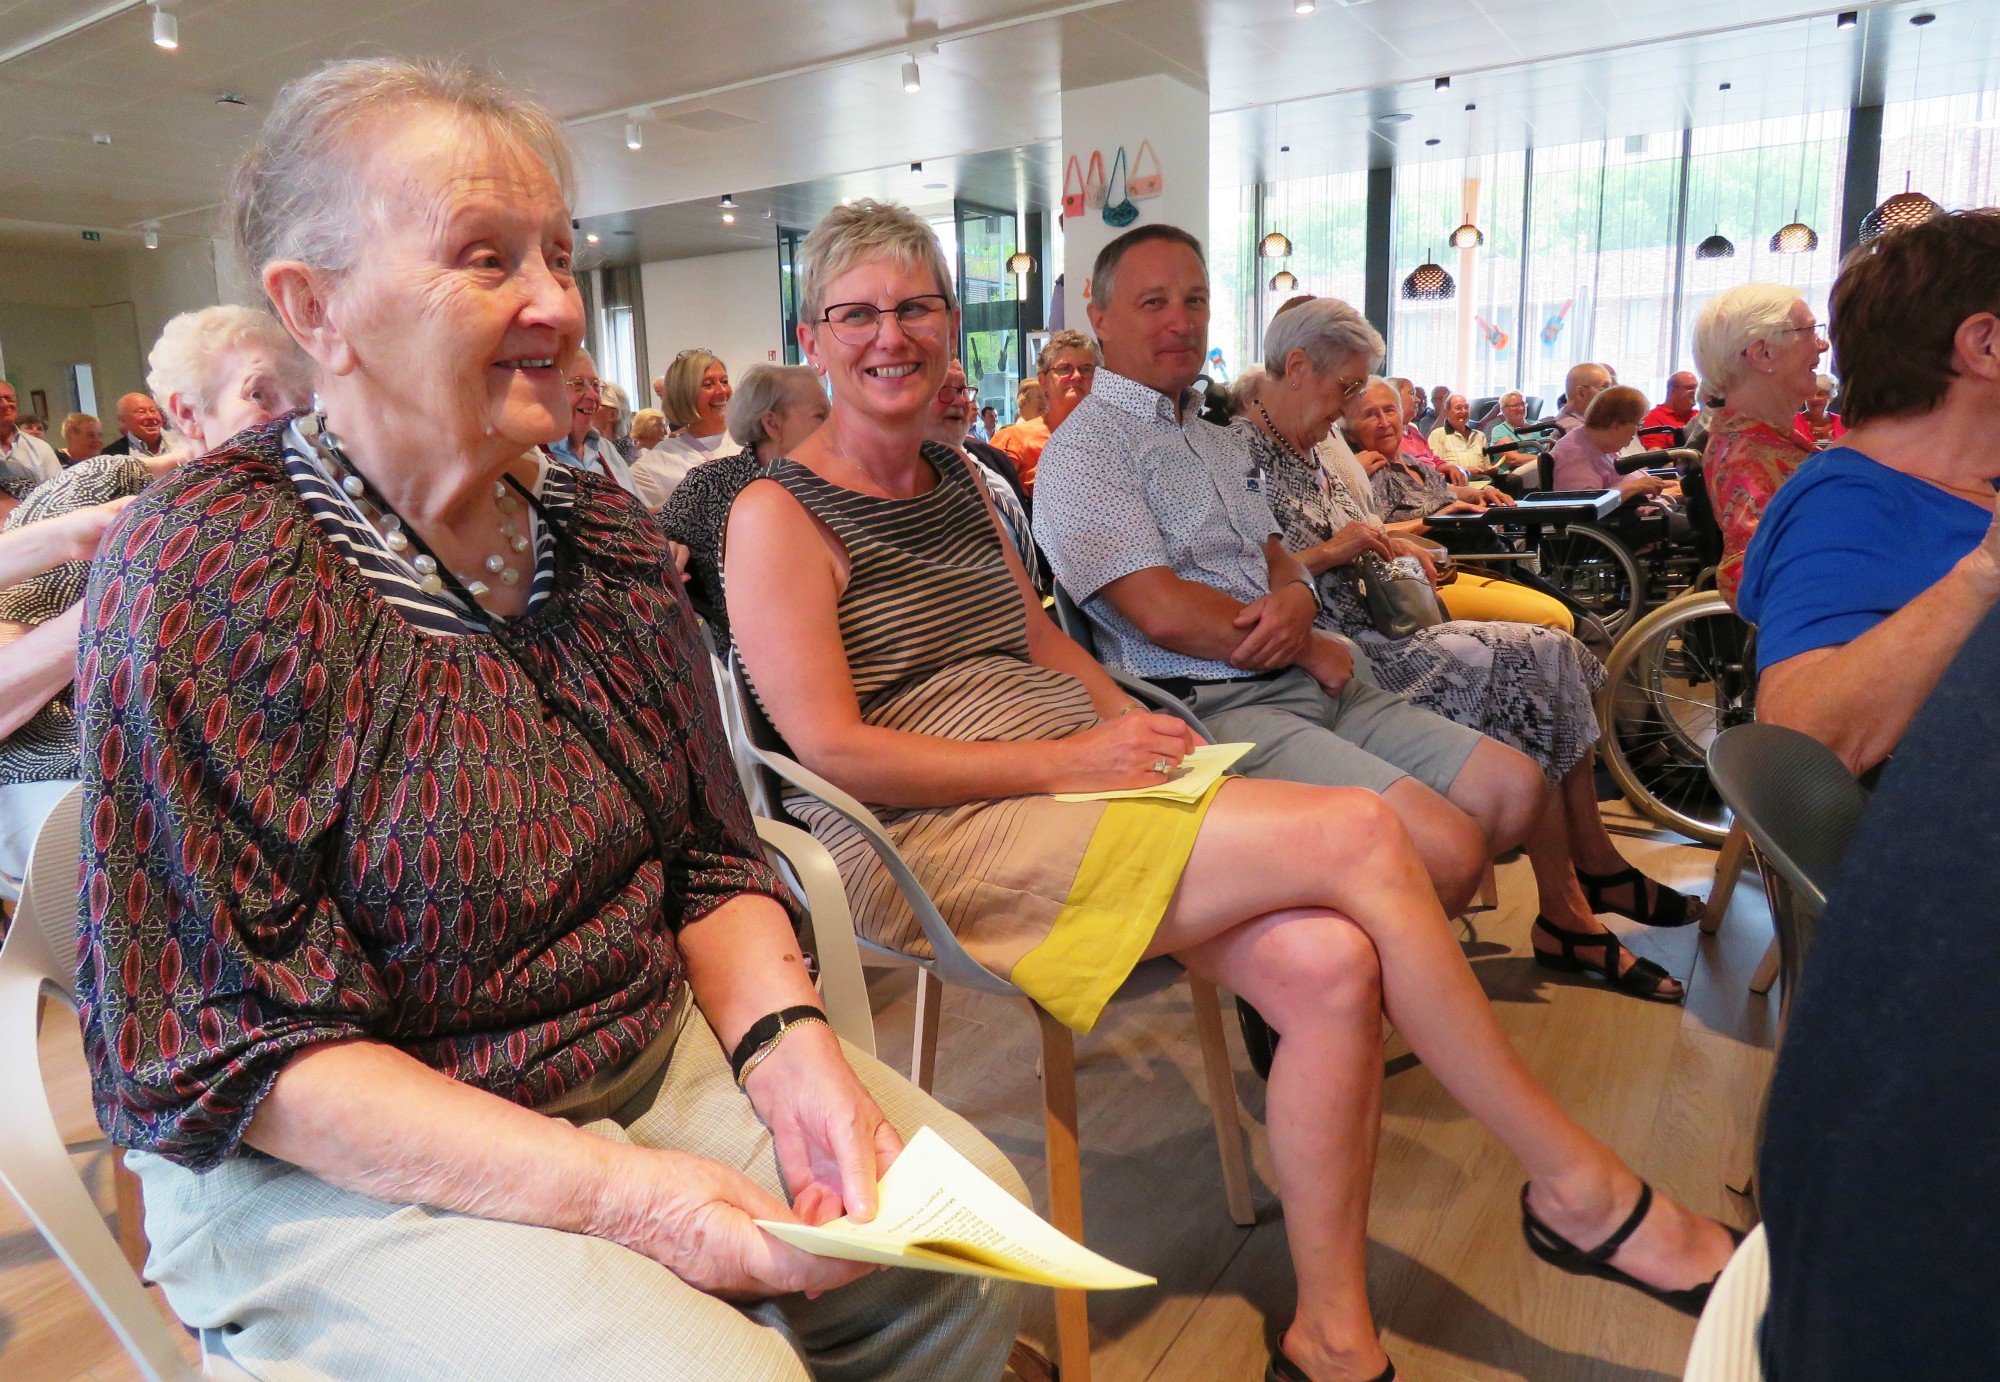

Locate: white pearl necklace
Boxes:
[316,417,529,600]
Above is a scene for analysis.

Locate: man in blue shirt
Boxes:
[1738,208,2000,774]
[1035,224,1544,914]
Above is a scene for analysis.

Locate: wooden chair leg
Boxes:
[910,968,943,1093]
[1186,977,1256,1227]
[113,1154,149,1275]
[1477,862,1499,910]
[1036,1005,1092,1382]
[1702,821,1752,934]
[1748,937,1781,995]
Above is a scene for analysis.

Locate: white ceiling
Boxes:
[0,0,1994,259]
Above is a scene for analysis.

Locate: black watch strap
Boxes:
[727,1005,828,1083]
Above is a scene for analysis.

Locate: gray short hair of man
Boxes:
[1690,283,1807,403]
[725,364,823,450]
[229,58,574,286]
[797,199,957,325]
[146,304,314,414]
[1262,296,1385,375]
[1036,328,1102,374]
[1815,372,1838,394]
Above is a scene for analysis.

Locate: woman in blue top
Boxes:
[1738,209,2000,774]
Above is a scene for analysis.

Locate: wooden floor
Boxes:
[0,802,1776,1382]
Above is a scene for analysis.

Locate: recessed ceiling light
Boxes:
[1836,10,1857,28]
[722,212,735,224]
[720,194,737,209]
[1434,75,1451,92]
[1376,112,1413,124]
[1294,0,1316,13]
[910,161,924,176]
[585,232,600,244]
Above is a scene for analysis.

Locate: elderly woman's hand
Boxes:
[1355,449,1391,476]
[594,1139,877,1301]
[1314,521,1396,570]
[741,1021,905,1228]
[1053,712,1199,792]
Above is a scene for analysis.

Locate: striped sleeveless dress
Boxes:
[756,442,1219,1032]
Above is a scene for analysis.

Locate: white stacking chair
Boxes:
[1683,1223,1770,1382]
[0,784,254,1380]
[0,779,878,1381]
[718,651,1254,1382]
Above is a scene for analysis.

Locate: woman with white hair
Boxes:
[71,58,1026,1381]
[1794,372,1847,451]
[1249,298,1701,976]
[660,362,828,636]
[630,348,739,507]
[594,378,638,460]
[1691,282,1824,607]
[0,302,312,798]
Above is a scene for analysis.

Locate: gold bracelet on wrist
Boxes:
[732,1012,830,1089]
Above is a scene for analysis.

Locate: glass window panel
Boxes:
[1390,152,1526,409]
[1207,181,1257,385]
[1879,91,2000,210]
[1680,111,1847,393]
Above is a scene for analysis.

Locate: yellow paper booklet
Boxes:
[1051,741,1254,804]
[755,1127,1156,1291]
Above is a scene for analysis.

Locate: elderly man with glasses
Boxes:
[991,327,1101,496]
[544,350,640,495]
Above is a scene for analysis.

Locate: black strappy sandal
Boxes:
[1532,916,1684,1003]
[1520,1181,1743,1318]
[1267,1343,1395,1382]
[1576,863,1701,928]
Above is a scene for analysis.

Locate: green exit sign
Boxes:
[80,230,101,241]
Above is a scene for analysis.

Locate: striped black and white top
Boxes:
[282,418,572,637]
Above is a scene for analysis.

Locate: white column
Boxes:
[1059,74,1209,333]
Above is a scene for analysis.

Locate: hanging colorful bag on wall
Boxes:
[1062,155,1086,220]
[1128,140,1164,198]
[1102,146,1139,227]
[1084,150,1108,210]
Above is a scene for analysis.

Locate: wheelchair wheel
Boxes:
[1535,525,1644,635]
[1596,589,1756,845]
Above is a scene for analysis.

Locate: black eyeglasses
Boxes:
[818,295,951,345]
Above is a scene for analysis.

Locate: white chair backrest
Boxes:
[0,784,204,1381]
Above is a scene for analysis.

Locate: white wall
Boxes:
[639,248,785,405]
[0,249,137,418]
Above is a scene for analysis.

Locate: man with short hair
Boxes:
[100,392,167,457]
[1036,223,1544,913]
[1388,376,1449,474]
[1641,370,1700,443]
[1553,363,1613,436]
[991,328,1100,495]
[0,382,62,520]
[978,403,999,440]
[931,360,1040,587]
[1417,383,1450,434]
[19,415,47,441]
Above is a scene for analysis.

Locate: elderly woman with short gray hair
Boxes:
[1692,281,1824,607]
[659,362,829,637]
[72,58,1025,1382]
[1246,296,1702,996]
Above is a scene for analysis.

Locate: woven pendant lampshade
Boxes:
[1400,252,1455,301]
[1694,232,1736,259]
[1860,190,1944,243]
[1006,250,1036,275]
[1770,220,1819,254]
[1258,231,1293,258]
[1268,269,1299,292]
[1448,221,1485,249]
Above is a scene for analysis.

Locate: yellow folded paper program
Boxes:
[1051,741,1254,803]
[755,1127,1156,1291]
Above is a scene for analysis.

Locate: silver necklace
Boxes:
[311,415,529,600]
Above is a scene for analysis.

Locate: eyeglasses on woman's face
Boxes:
[1044,361,1096,382]
[818,294,951,345]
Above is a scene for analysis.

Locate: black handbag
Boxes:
[1352,552,1446,639]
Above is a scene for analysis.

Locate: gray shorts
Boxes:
[1182,666,1484,796]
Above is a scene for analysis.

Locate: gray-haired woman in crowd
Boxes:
[1247,297,1703,1004]
[73,58,1023,1381]
[660,362,829,637]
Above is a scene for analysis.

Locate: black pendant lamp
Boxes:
[1694,230,1736,259]
[1862,19,1947,243]
[1400,250,1455,301]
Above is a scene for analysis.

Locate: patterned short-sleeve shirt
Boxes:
[1035,368,1281,679]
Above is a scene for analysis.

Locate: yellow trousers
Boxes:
[1438,572,1575,632]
